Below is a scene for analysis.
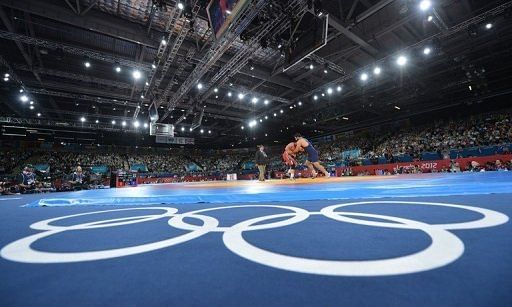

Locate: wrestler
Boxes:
[293,133,330,178]
[282,142,298,179]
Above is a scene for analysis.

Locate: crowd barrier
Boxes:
[336,154,512,176]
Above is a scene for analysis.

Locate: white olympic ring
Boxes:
[0,201,508,277]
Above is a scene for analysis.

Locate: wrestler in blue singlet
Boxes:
[303,139,319,163]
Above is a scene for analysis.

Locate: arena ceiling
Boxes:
[0,0,511,148]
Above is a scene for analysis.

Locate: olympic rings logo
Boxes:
[1,201,508,277]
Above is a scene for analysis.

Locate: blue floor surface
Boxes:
[0,172,511,306]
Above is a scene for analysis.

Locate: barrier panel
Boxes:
[336,154,512,176]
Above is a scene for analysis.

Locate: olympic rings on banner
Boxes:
[0,202,508,277]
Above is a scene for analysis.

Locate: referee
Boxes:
[254,145,268,182]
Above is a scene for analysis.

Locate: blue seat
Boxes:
[421,152,439,161]
[480,146,495,156]
[466,148,479,157]
[362,159,372,166]
[400,155,413,162]
[377,157,387,164]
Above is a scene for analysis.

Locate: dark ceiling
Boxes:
[0,0,511,148]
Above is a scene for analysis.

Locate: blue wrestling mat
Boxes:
[0,172,511,306]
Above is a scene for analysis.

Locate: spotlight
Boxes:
[84,61,91,68]
[181,127,185,131]
[141,95,144,99]
[264,99,269,105]
[485,23,492,30]
[337,86,342,92]
[423,47,431,55]
[313,95,318,100]
[4,73,9,78]
[152,63,157,69]
[161,39,167,45]
[397,55,407,66]
[360,73,368,81]
[208,130,211,134]
[29,101,34,105]
[323,69,328,74]
[241,126,245,130]
[177,2,184,10]
[248,120,257,127]
[394,105,401,110]
[19,89,24,93]
[37,113,41,117]
[321,93,325,97]
[214,88,218,93]
[29,105,34,110]
[95,119,99,123]
[238,93,244,99]
[309,64,314,70]
[112,120,116,125]
[115,66,121,73]
[419,0,432,11]
[20,95,28,102]
[226,10,231,15]
[298,101,302,106]
[133,121,140,128]
[251,97,258,104]
[327,88,333,94]
[132,70,142,80]
[145,82,149,86]
[373,67,381,75]
[80,116,86,122]
[273,113,277,117]
[227,92,232,97]
[200,129,204,134]
[469,85,472,91]
[3,77,8,82]
[122,121,127,126]
[264,115,268,119]
[280,109,283,114]
[427,15,433,22]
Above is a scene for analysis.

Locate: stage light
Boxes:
[227,92,232,97]
[133,121,140,128]
[122,121,126,126]
[485,23,493,29]
[336,86,342,92]
[37,113,41,117]
[141,95,144,99]
[161,39,167,45]
[4,73,8,77]
[115,66,121,73]
[19,88,24,93]
[251,97,258,104]
[313,95,318,100]
[29,101,34,105]
[208,130,211,134]
[427,15,433,22]
[273,113,277,117]
[95,119,99,123]
[298,101,302,106]
[177,2,184,10]
[132,70,142,80]
[423,47,431,55]
[145,82,149,86]
[197,83,203,89]
[241,126,245,130]
[259,119,263,122]
[181,127,185,131]
[152,63,157,69]
[214,88,218,92]
[324,69,328,74]
[327,88,333,94]
[112,120,116,125]
[29,105,34,110]
[20,95,28,102]
[469,85,472,91]
[374,67,381,75]
[238,93,244,99]
[84,61,91,68]
[200,129,204,134]
[249,120,257,127]
[3,77,8,82]
[80,116,86,122]
[394,105,401,110]
[280,109,283,113]
[264,99,269,105]
[309,64,314,70]
[264,115,268,119]
[397,55,407,66]
[321,93,325,97]
[342,117,349,120]
[419,0,431,11]
[189,127,193,132]
[360,73,368,81]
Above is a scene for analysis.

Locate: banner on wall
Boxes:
[155,136,195,145]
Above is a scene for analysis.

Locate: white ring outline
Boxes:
[168,205,310,232]
[1,207,218,263]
